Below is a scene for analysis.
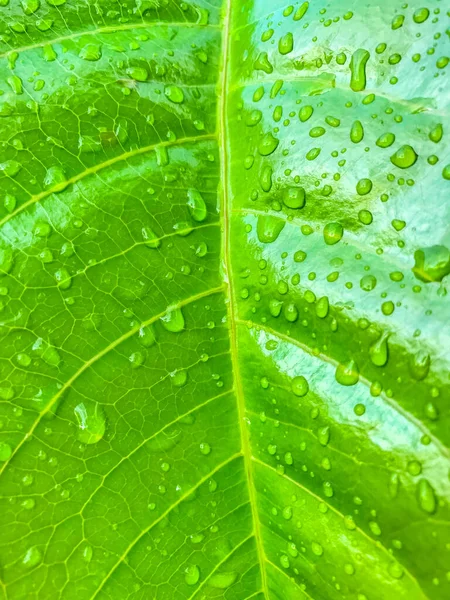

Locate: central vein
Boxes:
[218,1,269,597]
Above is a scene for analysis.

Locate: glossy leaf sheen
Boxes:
[0,1,449,599]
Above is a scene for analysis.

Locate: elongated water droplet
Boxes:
[209,572,238,589]
[316,296,329,318]
[369,332,389,366]
[278,32,293,55]
[74,402,106,445]
[350,120,364,143]
[417,479,436,514]
[142,226,160,249]
[349,49,370,92]
[376,132,395,148]
[187,189,207,222]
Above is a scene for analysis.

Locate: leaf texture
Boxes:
[0,1,449,599]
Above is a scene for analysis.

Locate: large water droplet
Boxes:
[187,189,207,222]
[369,333,389,367]
[161,307,185,333]
[349,49,370,92]
[208,571,238,589]
[412,245,450,282]
[417,479,436,514]
[74,402,106,445]
[335,360,359,386]
[184,564,200,585]
[390,145,418,169]
[257,215,285,243]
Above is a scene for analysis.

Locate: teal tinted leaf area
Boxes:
[0,1,449,599]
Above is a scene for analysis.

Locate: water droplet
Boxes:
[257,215,285,243]
[126,66,147,81]
[417,479,436,514]
[413,8,429,23]
[79,44,102,61]
[409,350,430,381]
[429,124,443,143]
[74,402,106,445]
[291,376,309,397]
[280,554,290,569]
[311,542,323,556]
[349,49,370,92]
[318,426,330,446]
[82,545,93,563]
[54,268,72,290]
[376,132,395,148]
[299,105,313,122]
[350,120,364,143]
[294,2,309,21]
[279,32,293,55]
[208,572,238,589]
[323,222,343,245]
[413,245,450,282]
[282,186,305,209]
[199,442,211,455]
[0,442,12,461]
[161,307,185,333]
[316,296,329,319]
[335,360,359,386]
[254,52,273,74]
[258,132,279,156]
[184,564,200,585]
[23,546,42,569]
[390,145,418,169]
[187,189,207,222]
[391,14,404,30]
[356,178,372,195]
[369,333,389,366]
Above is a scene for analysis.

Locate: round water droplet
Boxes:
[199,442,211,455]
[311,542,323,556]
[291,375,309,397]
[283,186,305,209]
[356,178,372,195]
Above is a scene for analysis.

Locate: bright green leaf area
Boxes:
[0,0,449,598]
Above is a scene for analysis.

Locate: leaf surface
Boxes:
[0,1,449,599]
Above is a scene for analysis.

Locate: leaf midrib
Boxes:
[218,0,270,597]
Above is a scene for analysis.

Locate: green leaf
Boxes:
[0,1,449,599]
